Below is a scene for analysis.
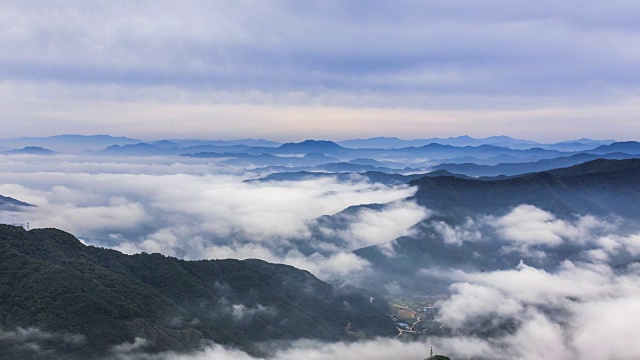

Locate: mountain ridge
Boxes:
[0,225,395,359]
[410,158,640,219]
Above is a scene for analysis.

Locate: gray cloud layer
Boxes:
[3,1,640,95]
[2,1,640,140]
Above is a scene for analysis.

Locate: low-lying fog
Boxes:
[2,154,640,359]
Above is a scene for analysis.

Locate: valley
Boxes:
[1,135,639,360]
[3,2,639,358]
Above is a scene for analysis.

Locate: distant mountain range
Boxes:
[1,134,637,177]
[161,139,282,148]
[0,134,616,154]
[0,225,394,359]
[433,152,639,177]
[0,135,142,154]
[1,146,56,155]
[252,170,470,185]
[181,152,340,167]
[587,141,640,155]
[338,135,614,150]
[0,134,619,158]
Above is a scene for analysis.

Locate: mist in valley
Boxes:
[1,154,640,359]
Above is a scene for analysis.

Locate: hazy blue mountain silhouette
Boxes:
[433,152,637,177]
[0,135,142,153]
[2,146,56,155]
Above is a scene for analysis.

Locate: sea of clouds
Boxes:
[0,155,428,281]
[2,154,640,359]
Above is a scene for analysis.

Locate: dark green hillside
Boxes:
[0,225,395,359]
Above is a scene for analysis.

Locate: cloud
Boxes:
[593,233,640,259]
[436,282,523,330]
[0,155,422,282]
[572,296,640,359]
[409,205,640,359]
[107,338,445,360]
[1,2,640,140]
[4,158,640,359]
[492,204,584,246]
[0,327,85,357]
[231,304,275,322]
[428,260,640,359]
[431,218,482,247]
[97,248,640,360]
[3,1,640,95]
[487,204,618,258]
[0,327,85,344]
[312,200,431,255]
[112,338,149,354]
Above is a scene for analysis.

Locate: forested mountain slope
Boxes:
[0,225,394,359]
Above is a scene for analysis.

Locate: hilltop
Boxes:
[0,225,394,359]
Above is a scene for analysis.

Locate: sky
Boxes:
[2,1,640,141]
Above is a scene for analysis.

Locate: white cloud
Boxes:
[595,233,640,257]
[425,260,640,360]
[492,205,579,246]
[431,218,482,246]
[0,155,421,282]
[314,200,431,255]
[0,327,85,356]
[196,244,372,281]
[487,204,617,257]
[437,282,523,330]
[231,304,275,322]
[112,337,149,354]
[195,271,640,360]
[572,297,640,360]
[4,158,640,359]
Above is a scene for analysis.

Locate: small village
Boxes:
[388,295,447,339]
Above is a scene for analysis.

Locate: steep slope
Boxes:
[0,194,34,211]
[0,225,394,359]
[354,159,640,294]
[410,158,640,219]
